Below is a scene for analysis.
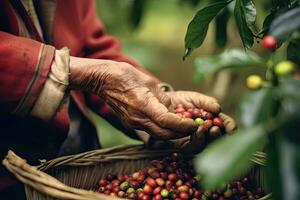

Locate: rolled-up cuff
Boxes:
[31,47,70,120]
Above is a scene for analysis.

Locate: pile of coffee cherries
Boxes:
[174,104,225,138]
[95,153,264,199]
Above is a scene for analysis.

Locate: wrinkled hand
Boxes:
[69,57,197,139]
[148,91,237,153]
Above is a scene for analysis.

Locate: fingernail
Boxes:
[212,102,221,113]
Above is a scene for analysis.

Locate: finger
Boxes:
[209,126,222,138]
[219,112,237,133]
[143,97,198,134]
[181,126,206,153]
[191,93,221,114]
[141,120,186,140]
[168,136,190,149]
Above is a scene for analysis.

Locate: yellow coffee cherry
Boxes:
[275,61,296,76]
[246,75,262,90]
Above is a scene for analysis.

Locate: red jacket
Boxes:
[0,0,147,190]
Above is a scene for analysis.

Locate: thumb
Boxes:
[152,86,172,108]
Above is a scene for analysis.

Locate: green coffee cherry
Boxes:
[275,61,295,76]
[120,181,129,191]
[194,118,204,126]
[161,189,169,197]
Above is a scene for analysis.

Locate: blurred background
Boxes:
[91,0,271,147]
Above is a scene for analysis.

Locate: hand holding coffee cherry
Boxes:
[95,153,265,199]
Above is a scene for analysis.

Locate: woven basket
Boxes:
[2,144,271,200]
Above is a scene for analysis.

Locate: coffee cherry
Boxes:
[137,173,145,183]
[161,189,169,198]
[176,179,183,187]
[155,178,165,186]
[143,184,153,195]
[194,117,204,126]
[142,195,151,200]
[187,108,194,113]
[106,183,113,190]
[118,190,125,197]
[275,60,296,76]
[192,108,201,118]
[204,112,214,120]
[159,172,168,180]
[112,187,120,193]
[194,190,201,198]
[261,35,277,50]
[182,111,192,118]
[146,178,157,188]
[130,180,139,189]
[98,179,107,187]
[106,173,116,181]
[111,179,120,187]
[127,187,135,193]
[179,191,189,199]
[178,185,189,192]
[202,119,213,129]
[213,117,224,128]
[153,194,163,200]
[168,173,177,181]
[175,107,185,114]
[153,186,162,195]
[117,174,126,182]
[246,75,262,90]
[120,181,129,191]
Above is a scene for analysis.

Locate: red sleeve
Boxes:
[0,31,55,116]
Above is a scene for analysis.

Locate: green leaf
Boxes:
[183,1,231,59]
[261,11,276,35]
[287,39,300,67]
[239,89,275,127]
[234,0,256,48]
[130,0,146,29]
[269,6,300,40]
[195,125,267,190]
[267,132,300,200]
[194,48,262,80]
[215,8,230,48]
[276,78,300,122]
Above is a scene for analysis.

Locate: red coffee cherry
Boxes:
[143,184,153,195]
[261,35,277,50]
[153,186,162,195]
[179,191,189,199]
[213,117,224,128]
[168,173,177,181]
[175,107,185,113]
[182,111,192,118]
[98,179,107,187]
[153,194,163,200]
[146,177,157,188]
[192,108,201,118]
[202,119,213,129]
[155,178,165,186]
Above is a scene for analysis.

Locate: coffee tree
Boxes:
[182,1,300,200]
